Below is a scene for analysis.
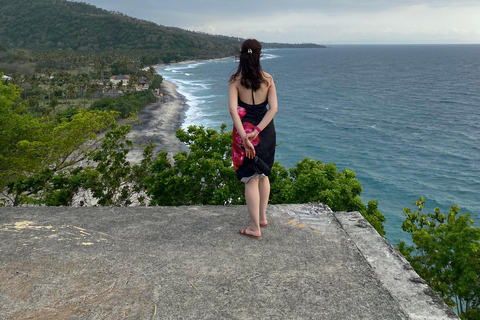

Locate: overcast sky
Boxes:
[79,0,480,44]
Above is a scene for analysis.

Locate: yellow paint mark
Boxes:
[82,242,94,246]
[15,221,35,228]
[73,226,86,232]
[79,230,91,236]
[294,223,308,229]
[284,219,298,225]
[312,230,320,234]
[2,221,55,232]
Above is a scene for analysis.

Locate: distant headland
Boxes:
[0,0,325,64]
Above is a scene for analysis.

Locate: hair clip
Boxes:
[247,49,253,54]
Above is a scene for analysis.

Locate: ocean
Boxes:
[157,45,480,244]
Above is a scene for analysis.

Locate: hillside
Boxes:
[0,0,323,60]
[0,0,241,59]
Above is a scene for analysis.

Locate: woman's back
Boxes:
[233,72,272,105]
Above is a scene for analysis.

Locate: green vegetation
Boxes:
[89,90,156,118]
[269,158,385,235]
[0,0,240,60]
[145,125,243,206]
[149,75,163,90]
[398,198,480,319]
[0,48,161,122]
[0,76,118,205]
[0,0,323,67]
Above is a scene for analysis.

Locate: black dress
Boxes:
[232,90,276,182]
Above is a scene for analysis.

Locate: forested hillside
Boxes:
[0,0,242,60]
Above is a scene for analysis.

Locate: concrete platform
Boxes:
[0,204,458,319]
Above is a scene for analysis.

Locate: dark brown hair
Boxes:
[229,39,268,91]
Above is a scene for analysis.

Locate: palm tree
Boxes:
[76,75,89,108]
[127,75,138,92]
[58,71,71,107]
[11,73,22,86]
[147,67,156,84]
[66,83,77,106]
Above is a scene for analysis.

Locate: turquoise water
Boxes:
[157,45,480,244]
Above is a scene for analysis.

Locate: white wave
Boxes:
[165,62,205,72]
[172,79,210,91]
[261,53,280,60]
[163,78,209,130]
[198,95,220,99]
[186,62,206,69]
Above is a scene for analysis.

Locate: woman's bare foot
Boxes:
[238,226,261,238]
[260,220,268,228]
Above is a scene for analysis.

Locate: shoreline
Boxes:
[145,55,236,70]
[133,56,235,162]
[126,80,187,163]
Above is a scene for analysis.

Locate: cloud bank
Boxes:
[80,0,480,44]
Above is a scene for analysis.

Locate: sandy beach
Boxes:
[126,80,187,163]
[130,57,235,162]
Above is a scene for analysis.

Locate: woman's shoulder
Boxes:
[229,75,240,87]
[230,73,243,82]
[262,72,274,86]
[262,71,273,79]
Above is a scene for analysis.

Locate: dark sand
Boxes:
[126,80,187,163]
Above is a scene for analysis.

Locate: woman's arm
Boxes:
[229,81,256,158]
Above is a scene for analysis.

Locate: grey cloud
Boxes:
[81,0,479,17]
[74,0,480,44]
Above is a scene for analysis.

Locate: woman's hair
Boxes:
[229,39,268,91]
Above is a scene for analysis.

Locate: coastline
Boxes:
[132,56,236,162]
[132,56,235,163]
[126,80,187,163]
[145,56,235,70]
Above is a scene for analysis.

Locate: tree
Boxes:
[1,76,118,205]
[76,74,89,107]
[80,123,154,206]
[127,74,138,91]
[398,198,480,319]
[57,71,71,106]
[149,74,163,90]
[144,124,244,205]
[1,74,38,194]
[146,66,156,84]
[268,157,385,236]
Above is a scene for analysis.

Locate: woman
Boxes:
[229,39,278,239]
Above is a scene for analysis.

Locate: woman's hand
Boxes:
[242,136,256,159]
[245,130,259,142]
